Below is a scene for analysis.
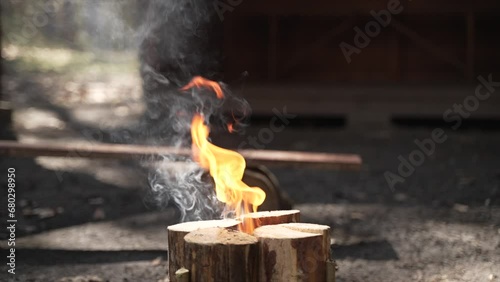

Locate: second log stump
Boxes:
[167,219,240,281]
[184,227,259,282]
[254,225,327,282]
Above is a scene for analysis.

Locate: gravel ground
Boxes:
[1,73,500,281]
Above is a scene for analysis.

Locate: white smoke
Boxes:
[74,0,251,221]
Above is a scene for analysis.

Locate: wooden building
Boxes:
[221,0,500,124]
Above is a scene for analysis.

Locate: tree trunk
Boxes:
[254,225,327,282]
[184,227,259,282]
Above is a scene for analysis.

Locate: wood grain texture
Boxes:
[184,228,259,282]
[242,210,300,230]
[279,223,331,261]
[254,225,327,282]
[167,220,239,282]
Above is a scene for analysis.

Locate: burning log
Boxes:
[167,213,336,282]
[167,219,240,281]
[184,227,259,282]
[254,225,327,282]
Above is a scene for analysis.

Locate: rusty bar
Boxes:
[0,140,362,170]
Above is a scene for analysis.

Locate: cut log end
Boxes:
[167,219,240,233]
[242,209,300,229]
[184,227,258,245]
[279,222,331,260]
[279,222,330,233]
[253,224,322,239]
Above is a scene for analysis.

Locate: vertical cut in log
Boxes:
[241,210,300,230]
[167,219,239,281]
[184,227,259,282]
[254,225,327,282]
[279,223,331,260]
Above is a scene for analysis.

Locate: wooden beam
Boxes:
[268,14,278,81]
[283,16,356,76]
[0,141,362,170]
[233,0,500,16]
[466,12,476,81]
[390,18,466,73]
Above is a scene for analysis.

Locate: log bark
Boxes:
[254,225,327,282]
[279,223,331,260]
[326,260,337,282]
[280,223,336,281]
[241,210,300,230]
[184,227,259,282]
[167,219,239,281]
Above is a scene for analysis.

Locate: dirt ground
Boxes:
[1,73,500,282]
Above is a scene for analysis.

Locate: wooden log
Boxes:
[167,219,239,282]
[241,210,300,230]
[280,223,336,281]
[254,225,327,282]
[184,227,259,282]
[0,140,362,170]
[279,223,331,260]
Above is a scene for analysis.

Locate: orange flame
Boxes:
[183,77,266,234]
[181,76,224,99]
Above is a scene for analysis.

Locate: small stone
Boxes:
[151,256,163,266]
[394,193,408,202]
[93,208,106,220]
[58,275,103,282]
[350,212,365,220]
[453,203,469,213]
[34,208,56,219]
[485,198,491,207]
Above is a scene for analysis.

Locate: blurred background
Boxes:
[1,1,500,281]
